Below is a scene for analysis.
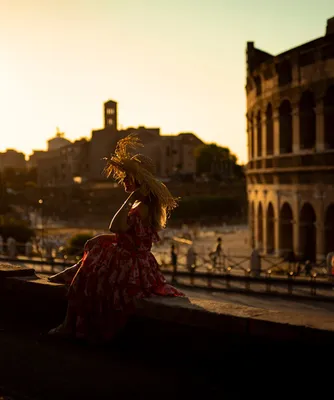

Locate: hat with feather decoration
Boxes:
[103,134,179,214]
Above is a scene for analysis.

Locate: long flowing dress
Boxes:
[62,208,184,341]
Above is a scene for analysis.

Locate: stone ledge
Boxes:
[0,263,35,277]
[1,264,334,347]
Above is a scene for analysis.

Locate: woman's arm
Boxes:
[109,192,137,233]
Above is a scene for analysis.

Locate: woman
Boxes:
[48,135,184,342]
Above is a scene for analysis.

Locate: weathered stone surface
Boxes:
[0,263,35,278]
[2,263,334,345]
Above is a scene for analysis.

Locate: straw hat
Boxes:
[104,134,179,213]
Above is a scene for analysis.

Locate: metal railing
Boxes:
[0,240,332,299]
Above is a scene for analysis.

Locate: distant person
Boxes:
[186,245,197,271]
[250,247,261,277]
[6,237,16,258]
[209,237,223,270]
[25,241,33,258]
[305,260,312,277]
[326,252,334,278]
[187,245,197,285]
[48,135,184,342]
[170,243,178,283]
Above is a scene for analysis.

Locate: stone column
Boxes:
[292,105,300,153]
[247,124,252,161]
[316,103,325,151]
[273,109,280,155]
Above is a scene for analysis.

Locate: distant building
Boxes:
[0,149,26,171]
[246,16,334,262]
[27,150,47,169]
[37,139,90,187]
[47,128,71,151]
[34,99,203,185]
[159,133,203,177]
[89,100,119,180]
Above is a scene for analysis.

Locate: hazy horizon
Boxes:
[1,0,333,163]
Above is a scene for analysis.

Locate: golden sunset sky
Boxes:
[1,0,333,163]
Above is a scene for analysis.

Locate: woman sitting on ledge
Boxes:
[48,134,184,342]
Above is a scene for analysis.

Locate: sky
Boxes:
[0,0,333,163]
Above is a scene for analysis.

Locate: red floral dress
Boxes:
[65,208,184,341]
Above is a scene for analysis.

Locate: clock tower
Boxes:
[104,100,118,130]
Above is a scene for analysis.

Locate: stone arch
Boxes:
[299,91,316,150]
[256,110,262,157]
[324,86,334,150]
[279,202,293,255]
[278,60,292,86]
[266,103,274,156]
[325,204,334,254]
[257,202,263,250]
[279,100,293,154]
[299,202,316,262]
[266,202,275,254]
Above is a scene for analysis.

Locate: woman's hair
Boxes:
[132,177,168,230]
[144,192,167,231]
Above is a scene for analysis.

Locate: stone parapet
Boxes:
[1,264,334,348]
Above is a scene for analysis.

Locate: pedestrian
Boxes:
[186,245,197,285]
[305,260,312,277]
[171,243,178,283]
[250,247,261,277]
[209,237,223,271]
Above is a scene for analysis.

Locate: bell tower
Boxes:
[104,100,118,130]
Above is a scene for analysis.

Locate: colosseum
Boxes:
[246,17,334,263]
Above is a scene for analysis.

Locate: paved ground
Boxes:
[181,286,334,317]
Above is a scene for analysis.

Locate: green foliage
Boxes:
[1,168,37,191]
[171,195,246,221]
[66,233,94,256]
[194,143,244,180]
[0,223,35,244]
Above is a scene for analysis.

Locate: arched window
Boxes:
[299,203,316,262]
[324,86,334,150]
[266,103,273,155]
[266,203,275,254]
[279,202,293,255]
[299,91,316,150]
[279,100,293,154]
[257,202,263,249]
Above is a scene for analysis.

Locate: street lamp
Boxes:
[38,199,44,252]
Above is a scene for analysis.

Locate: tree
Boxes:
[194,143,244,180]
[2,167,37,191]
